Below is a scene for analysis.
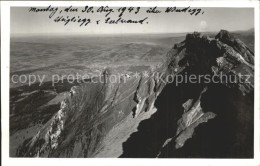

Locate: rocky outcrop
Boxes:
[216,30,254,64]
[157,30,254,157]
[16,30,254,158]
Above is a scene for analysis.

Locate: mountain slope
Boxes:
[16,30,254,158]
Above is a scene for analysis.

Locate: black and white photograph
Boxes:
[1,1,260,165]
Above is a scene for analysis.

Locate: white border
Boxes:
[1,1,259,166]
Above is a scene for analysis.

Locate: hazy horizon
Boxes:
[10,28,254,38]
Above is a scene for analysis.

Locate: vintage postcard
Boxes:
[1,1,260,166]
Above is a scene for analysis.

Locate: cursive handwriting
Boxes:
[28,6,205,27]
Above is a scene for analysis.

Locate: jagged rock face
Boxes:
[17,70,169,157]
[216,30,254,64]
[178,31,254,94]
[157,31,254,158]
[17,30,254,158]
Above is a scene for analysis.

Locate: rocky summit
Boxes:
[15,30,254,158]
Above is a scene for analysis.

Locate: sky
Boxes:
[10,7,254,35]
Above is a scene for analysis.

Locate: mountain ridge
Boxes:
[16,30,254,158]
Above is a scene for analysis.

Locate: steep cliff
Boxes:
[16,30,254,158]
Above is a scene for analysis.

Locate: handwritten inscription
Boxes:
[28,5,205,27]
